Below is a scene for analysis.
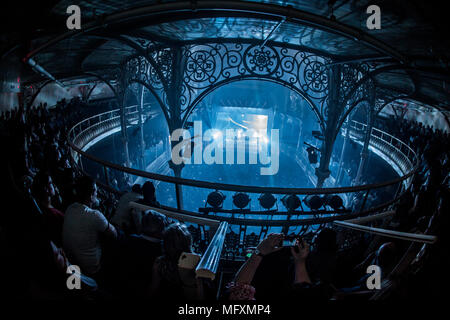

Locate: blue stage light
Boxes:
[258,192,277,209]
[281,194,301,211]
[303,195,324,210]
[233,192,251,209]
[207,190,226,209]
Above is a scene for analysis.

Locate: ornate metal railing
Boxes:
[70,106,132,153]
[347,120,416,187]
[68,104,155,164]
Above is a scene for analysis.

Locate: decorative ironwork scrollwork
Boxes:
[179,42,331,123]
[120,41,379,136]
[185,48,220,83]
[244,45,279,76]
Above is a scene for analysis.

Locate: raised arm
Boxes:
[234,233,284,284]
[291,239,311,284]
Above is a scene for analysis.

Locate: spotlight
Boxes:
[207,190,226,209]
[258,193,276,210]
[232,192,251,209]
[259,135,269,144]
[212,130,222,140]
[307,147,318,164]
[304,142,319,164]
[324,194,345,210]
[303,195,325,210]
[281,194,301,211]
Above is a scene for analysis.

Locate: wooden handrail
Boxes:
[333,221,437,244]
[129,201,221,227]
[342,210,395,224]
[195,221,229,280]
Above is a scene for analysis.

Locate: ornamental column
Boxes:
[316,64,342,188]
[354,87,376,186]
[138,85,146,170]
[166,46,187,210]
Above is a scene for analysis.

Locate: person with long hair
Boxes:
[149,222,201,300]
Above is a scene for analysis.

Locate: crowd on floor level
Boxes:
[0,99,449,301]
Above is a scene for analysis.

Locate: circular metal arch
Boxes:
[375,95,412,116]
[125,79,170,127]
[28,79,58,107]
[181,76,326,133]
[83,72,119,101]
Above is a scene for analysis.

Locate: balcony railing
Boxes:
[347,120,416,187]
[67,110,419,231]
[68,104,154,162]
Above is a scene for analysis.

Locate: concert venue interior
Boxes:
[1,0,449,305]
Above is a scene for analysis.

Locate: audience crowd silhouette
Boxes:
[0,99,448,301]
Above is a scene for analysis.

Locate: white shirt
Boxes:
[62,203,109,275]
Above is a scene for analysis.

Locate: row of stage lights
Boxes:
[206,190,345,211]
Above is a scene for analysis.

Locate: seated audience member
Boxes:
[59,167,77,211]
[306,228,338,284]
[150,223,201,300]
[375,242,398,277]
[111,183,143,233]
[340,242,397,293]
[226,233,313,301]
[392,189,415,228]
[28,224,98,300]
[28,235,72,299]
[62,176,117,278]
[31,171,64,246]
[109,210,169,298]
[134,181,161,233]
[138,181,161,208]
